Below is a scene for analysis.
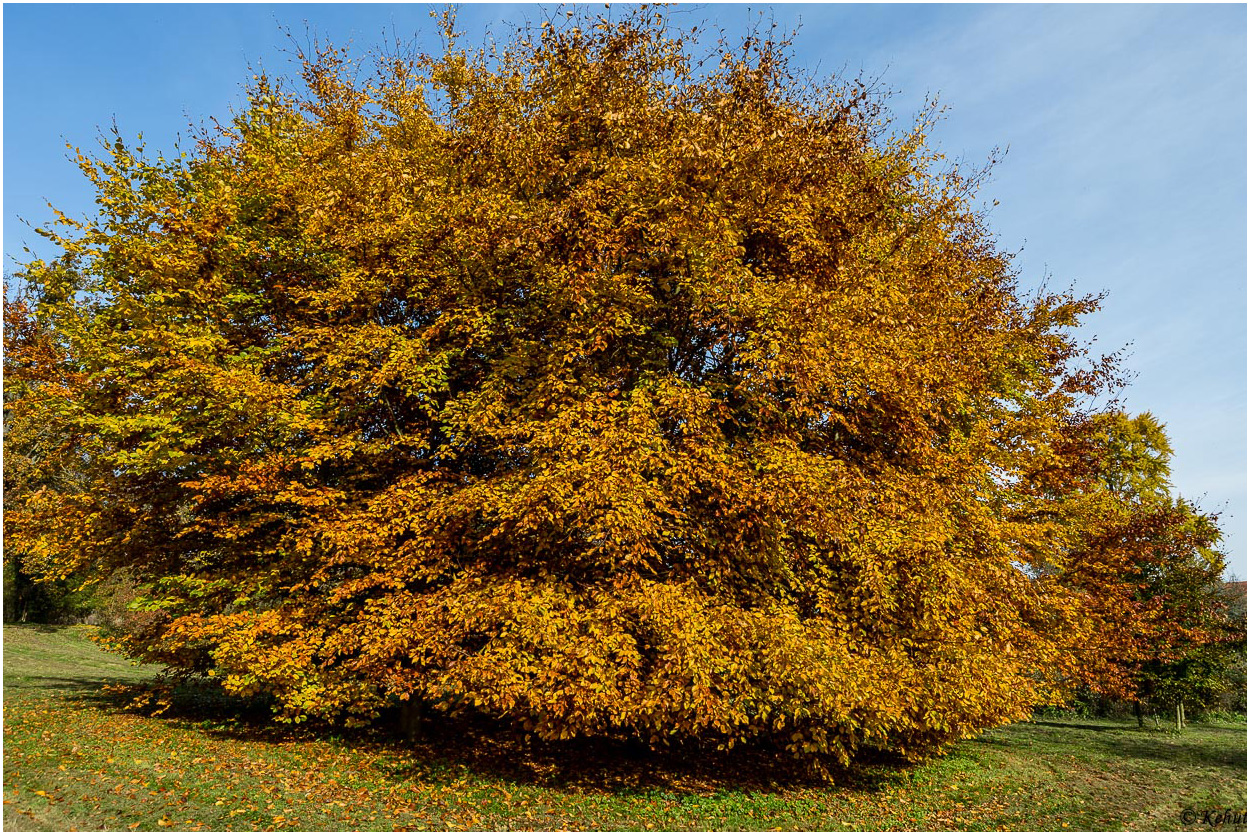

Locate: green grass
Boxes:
[4,625,1246,831]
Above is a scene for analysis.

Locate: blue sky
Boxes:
[4,4,1246,577]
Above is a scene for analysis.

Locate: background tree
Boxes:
[1059,411,1238,724]
[3,283,102,623]
[7,9,1203,762]
[1211,580,1248,716]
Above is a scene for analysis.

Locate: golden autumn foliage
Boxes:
[5,10,1226,762]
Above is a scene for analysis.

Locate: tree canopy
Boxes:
[5,9,1229,763]
[1063,411,1239,715]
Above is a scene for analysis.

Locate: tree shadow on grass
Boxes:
[1187,723,1249,734]
[7,674,123,692]
[59,674,910,795]
[988,719,1247,771]
[378,714,912,796]
[64,674,284,736]
[1030,720,1123,733]
[21,623,63,634]
[1078,731,1248,771]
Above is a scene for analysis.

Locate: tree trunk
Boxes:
[398,698,423,741]
[1135,700,1144,728]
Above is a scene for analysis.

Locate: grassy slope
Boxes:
[4,625,1246,832]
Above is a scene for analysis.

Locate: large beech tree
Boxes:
[6,10,1214,761]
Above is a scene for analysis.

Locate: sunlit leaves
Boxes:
[5,7,1206,763]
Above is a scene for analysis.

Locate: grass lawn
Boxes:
[4,624,1246,831]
